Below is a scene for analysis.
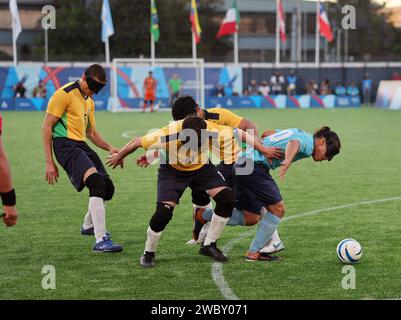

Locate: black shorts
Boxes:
[157,164,227,204]
[233,159,282,214]
[216,163,234,189]
[53,138,108,192]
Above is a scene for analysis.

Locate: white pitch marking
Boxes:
[121,131,137,139]
[211,196,401,300]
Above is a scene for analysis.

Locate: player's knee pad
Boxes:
[149,202,174,233]
[191,190,211,207]
[85,173,107,200]
[213,188,235,218]
[103,176,115,201]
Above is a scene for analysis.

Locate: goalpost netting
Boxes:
[110,58,205,112]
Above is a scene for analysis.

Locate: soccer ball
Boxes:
[336,238,363,264]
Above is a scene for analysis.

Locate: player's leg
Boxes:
[83,167,122,253]
[150,99,154,112]
[143,100,147,112]
[260,206,285,254]
[189,163,234,244]
[140,164,184,267]
[247,201,285,261]
[198,186,234,261]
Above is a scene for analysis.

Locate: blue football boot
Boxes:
[93,235,123,253]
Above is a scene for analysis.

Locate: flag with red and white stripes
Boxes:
[319,3,333,42]
[278,0,286,42]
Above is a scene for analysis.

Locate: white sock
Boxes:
[89,197,107,243]
[193,203,213,211]
[203,214,229,246]
[82,210,93,230]
[145,227,163,253]
[271,230,281,243]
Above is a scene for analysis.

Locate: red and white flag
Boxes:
[216,0,240,38]
[278,0,286,42]
[319,3,333,42]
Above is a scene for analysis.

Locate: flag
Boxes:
[319,3,333,42]
[190,0,202,44]
[216,0,240,38]
[9,0,21,43]
[101,0,114,43]
[278,0,286,42]
[150,0,160,42]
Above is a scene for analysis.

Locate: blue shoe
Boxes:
[81,225,111,237]
[93,236,123,253]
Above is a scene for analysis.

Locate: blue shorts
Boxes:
[233,160,282,214]
[53,138,108,192]
[157,164,227,204]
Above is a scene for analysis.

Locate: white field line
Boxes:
[211,196,401,300]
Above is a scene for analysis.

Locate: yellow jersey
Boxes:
[46,81,95,142]
[203,108,243,128]
[141,120,241,172]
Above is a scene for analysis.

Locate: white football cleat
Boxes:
[260,240,285,254]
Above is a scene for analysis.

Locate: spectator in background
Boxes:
[391,71,401,80]
[248,79,258,95]
[286,70,297,96]
[320,79,331,95]
[334,83,346,96]
[32,80,47,98]
[347,82,360,97]
[215,84,225,97]
[13,80,26,98]
[361,73,372,106]
[243,88,250,96]
[168,74,183,107]
[306,80,318,95]
[270,72,285,95]
[258,81,270,96]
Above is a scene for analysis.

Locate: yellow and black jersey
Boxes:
[46,81,95,142]
[203,108,243,128]
[141,120,241,172]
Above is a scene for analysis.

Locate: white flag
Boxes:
[9,0,22,42]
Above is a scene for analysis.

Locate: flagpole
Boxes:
[12,14,17,66]
[151,32,155,66]
[105,36,110,66]
[44,27,48,65]
[315,0,320,66]
[275,0,280,66]
[234,31,239,65]
[192,31,197,65]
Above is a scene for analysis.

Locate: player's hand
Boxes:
[106,153,125,169]
[261,147,284,164]
[108,146,119,155]
[2,205,18,227]
[279,160,291,182]
[45,161,59,185]
[137,154,150,168]
[108,147,124,168]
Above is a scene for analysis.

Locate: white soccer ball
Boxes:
[336,238,363,264]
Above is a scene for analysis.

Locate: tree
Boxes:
[34,0,229,61]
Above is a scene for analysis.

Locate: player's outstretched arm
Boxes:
[86,126,118,154]
[279,140,300,182]
[0,138,18,227]
[237,129,284,161]
[106,137,143,169]
[238,118,259,137]
[42,114,59,185]
[261,129,276,139]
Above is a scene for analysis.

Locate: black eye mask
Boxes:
[86,76,106,94]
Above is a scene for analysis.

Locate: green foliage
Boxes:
[36,0,228,61]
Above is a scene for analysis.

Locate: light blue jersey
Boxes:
[242,128,314,170]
